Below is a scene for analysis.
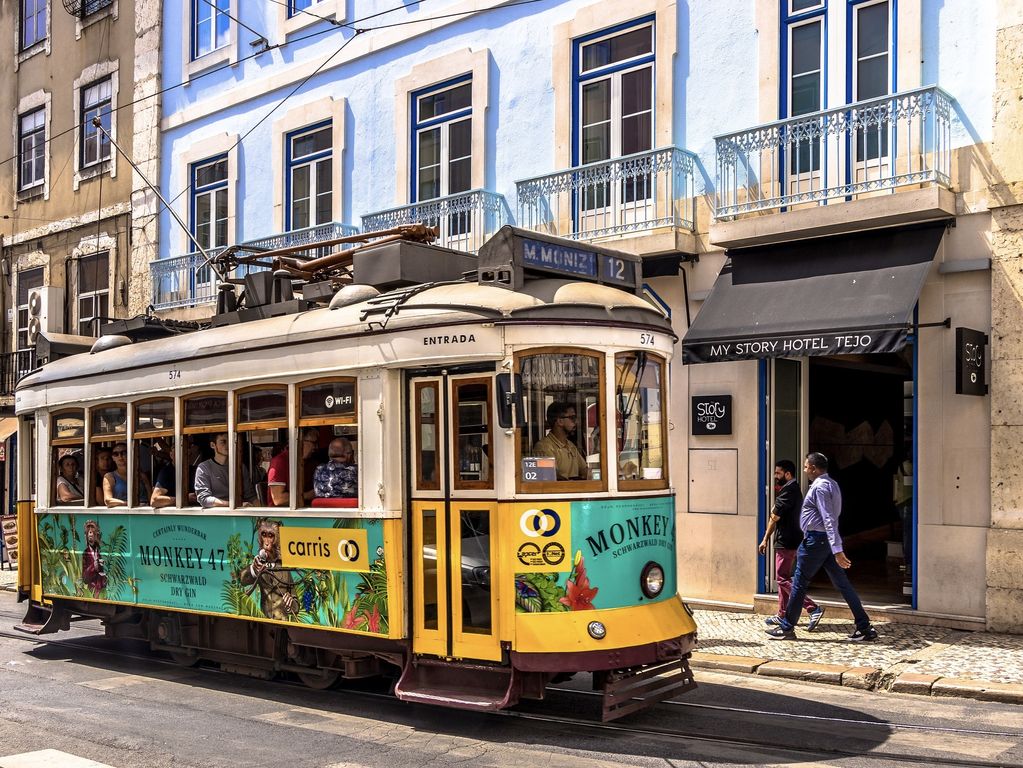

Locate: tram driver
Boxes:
[194,433,257,508]
[533,402,588,481]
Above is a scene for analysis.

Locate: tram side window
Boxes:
[236,387,287,507]
[298,379,358,508]
[519,350,605,489]
[452,378,493,490]
[183,393,230,508]
[90,404,144,507]
[615,352,668,489]
[135,399,176,508]
[52,410,86,507]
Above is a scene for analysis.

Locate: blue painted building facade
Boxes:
[154,0,1020,630]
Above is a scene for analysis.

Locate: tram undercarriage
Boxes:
[18,597,696,721]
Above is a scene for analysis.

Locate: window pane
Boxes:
[857,2,889,57]
[791,22,821,76]
[582,124,610,164]
[791,72,820,116]
[300,380,356,419]
[520,353,602,483]
[418,82,472,121]
[416,383,439,490]
[238,388,287,424]
[621,113,652,156]
[453,380,491,489]
[215,189,228,247]
[582,80,611,126]
[315,159,332,224]
[581,26,652,71]
[857,55,888,101]
[54,411,86,440]
[621,67,652,116]
[791,0,822,11]
[135,400,175,432]
[79,252,109,293]
[421,510,439,629]
[17,268,43,303]
[92,405,127,437]
[615,353,665,483]
[195,158,227,187]
[460,509,492,632]
[292,126,331,159]
[418,128,440,167]
[185,395,227,427]
[418,165,439,202]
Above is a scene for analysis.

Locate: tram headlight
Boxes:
[587,621,606,640]
[640,562,665,599]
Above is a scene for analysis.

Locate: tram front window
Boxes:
[519,350,604,490]
[615,352,668,489]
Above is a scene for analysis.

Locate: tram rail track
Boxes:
[0,619,1019,767]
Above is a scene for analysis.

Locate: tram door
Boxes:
[408,372,501,662]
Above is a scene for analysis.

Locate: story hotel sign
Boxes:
[682,224,946,365]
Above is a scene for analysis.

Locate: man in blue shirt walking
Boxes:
[766,452,879,642]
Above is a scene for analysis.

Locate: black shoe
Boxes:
[766,626,796,640]
[847,626,878,642]
[806,606,825,631]
[764,616,782,626]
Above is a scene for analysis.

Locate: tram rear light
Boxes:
[587,621,606,640]
[641,562,665,599]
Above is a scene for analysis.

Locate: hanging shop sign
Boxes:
[692,395,732,435]
[956,327,988,396]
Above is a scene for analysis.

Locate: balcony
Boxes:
[516,147,698,250]
[362,189,510,255]
[151,222,359,311]
[1,350,38,397]
[713,86,956,240]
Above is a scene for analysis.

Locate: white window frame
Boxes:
[788,0,825,14]
[72,61,119,190]
[175,132,239,259]
[191,155,230,252]
[286,122,333,231]
[77,251,111,337]
[575,22,655,166]
[80,78,113,168]
[851,0,892,102]
[15,267,44,352]
[183,0,237,81]
[14,0,50,68]
[271,97,345,234]
[412,79,473,203]
[278,0,343,38]
[394,49,490,206]
[786,16,824,118]
[20,0,46,50]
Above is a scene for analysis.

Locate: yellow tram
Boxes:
[14,227,697,720]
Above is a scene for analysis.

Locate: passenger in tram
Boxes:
[194,432,257,508]
[267,428,319,506]
[92,446,112,505]
[104,442,153,507]
[313,437,358,499]
[150,439,176,509]
[533,402,588,481]
[55,454,85,505]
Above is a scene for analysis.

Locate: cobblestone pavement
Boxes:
[694,608,1023,687]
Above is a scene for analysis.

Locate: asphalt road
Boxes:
[0,591,1020,768]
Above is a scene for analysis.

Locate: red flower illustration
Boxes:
[559,555,598,611]
[366,605,381,633]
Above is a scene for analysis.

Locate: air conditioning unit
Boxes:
[27,286,64,346]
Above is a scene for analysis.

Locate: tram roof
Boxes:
[19,279,671,390]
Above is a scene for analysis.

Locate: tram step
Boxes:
[394,657,519,712]
[15,602,70,635]
[601,655,697,722]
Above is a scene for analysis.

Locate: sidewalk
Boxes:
[692,608,1023,704]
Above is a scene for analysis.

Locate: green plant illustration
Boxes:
[37,514,130,601]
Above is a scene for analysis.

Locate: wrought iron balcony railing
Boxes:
[1,349,38,396]
[714,85,954,218]
[516,147,697,241]
[362,189,510,254]
[151,222,359,310]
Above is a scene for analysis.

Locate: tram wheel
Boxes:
[167,649,199,667]
[297,669,341,690]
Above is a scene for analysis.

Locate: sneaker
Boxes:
[807,606,825,631]
[765,626,796,640]
[764,616,782,626]
[847,626,879,642]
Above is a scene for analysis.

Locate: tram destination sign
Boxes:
[520,237,637,288]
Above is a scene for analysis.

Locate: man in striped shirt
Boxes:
[766,452,878,642]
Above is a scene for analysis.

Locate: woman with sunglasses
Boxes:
[103,442,152,507]
[55,454,85,505]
